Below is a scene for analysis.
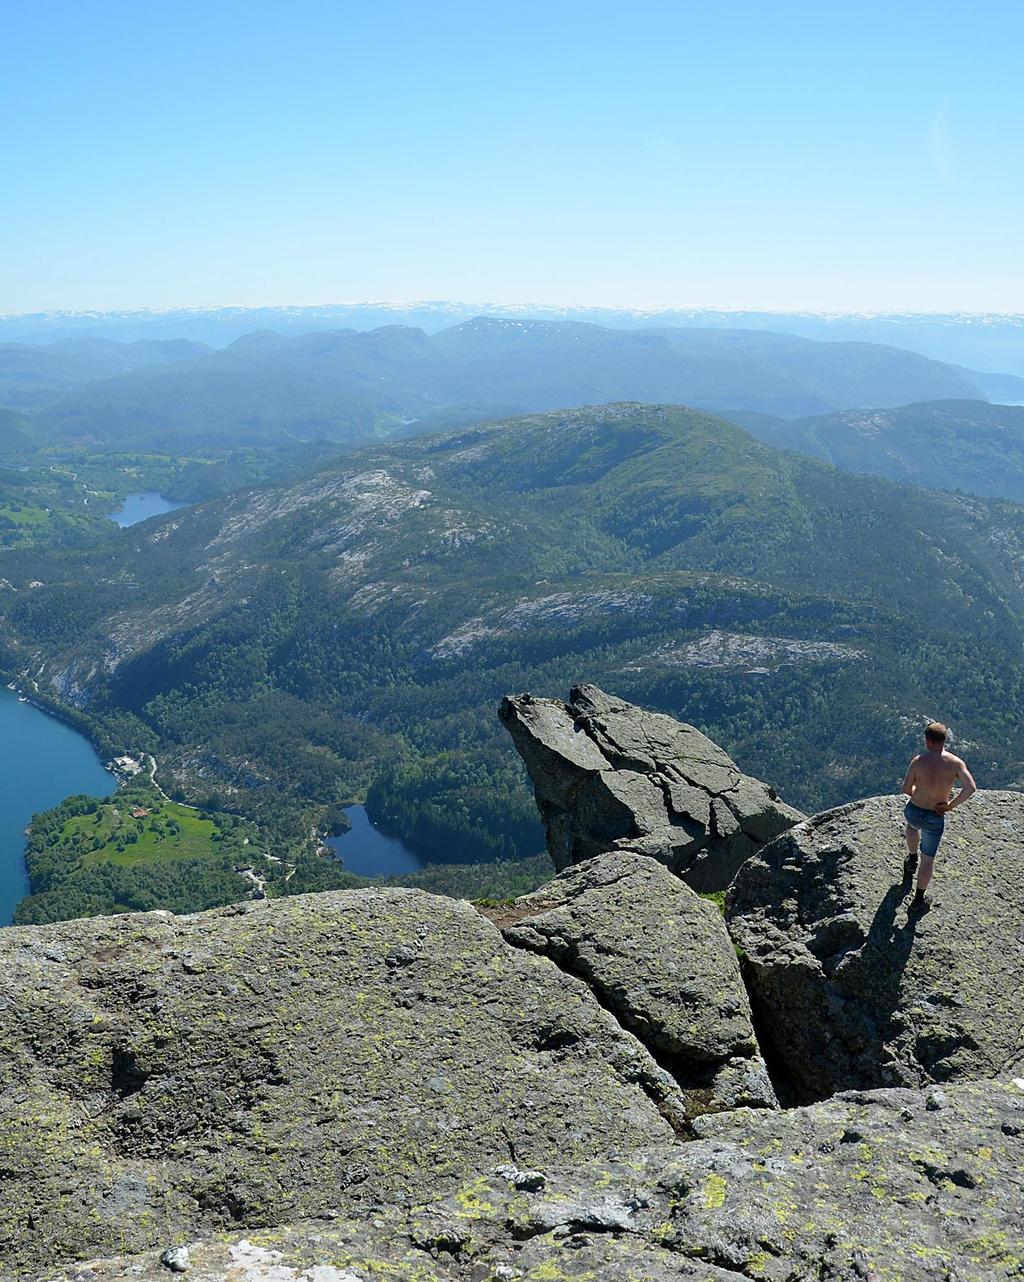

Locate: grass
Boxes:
[71,799,221,867]
[0,504,49,527]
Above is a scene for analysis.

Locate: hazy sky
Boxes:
[2,0,1022,314]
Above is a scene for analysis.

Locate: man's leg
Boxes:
[905,822,920,858]
[912,819,943,909]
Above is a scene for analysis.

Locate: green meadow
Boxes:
[72,798,222,867]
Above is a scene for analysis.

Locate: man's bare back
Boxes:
[903,748,967,813]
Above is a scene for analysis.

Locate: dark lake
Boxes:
[325,805,427,877]
[108,491,189,527]
[0,689,114,926]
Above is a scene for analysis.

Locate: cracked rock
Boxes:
[727,792,1024,1100]
[500,684,801,891]
[498,850,777,1116]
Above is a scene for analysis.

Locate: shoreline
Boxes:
[0,685,117,927]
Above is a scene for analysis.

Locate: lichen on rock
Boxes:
[39,1079,1024,1282]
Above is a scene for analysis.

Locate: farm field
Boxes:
[72,798,222,866]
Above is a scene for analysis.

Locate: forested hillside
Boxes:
[729,399,1024,502]
[3,403,1024,893]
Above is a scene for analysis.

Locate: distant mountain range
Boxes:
[2,304,1023,375]
[0,318,1004,451]
[0,337,210,413]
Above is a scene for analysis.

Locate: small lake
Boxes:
[108,492,189,528]
[0,690,114,925]
[325,805,427,877]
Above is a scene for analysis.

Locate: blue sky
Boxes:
[1,0,1021,313]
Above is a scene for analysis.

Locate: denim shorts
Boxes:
[904,800,945,857]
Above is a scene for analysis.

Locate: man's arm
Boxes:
[900,758,918,796]
[937,758,977,813]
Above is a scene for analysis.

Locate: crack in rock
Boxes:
[499,684,802,892]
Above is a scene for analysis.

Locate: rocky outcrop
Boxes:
[7,744,1024,1279]
[728,792,1024,1100]
[496,850,777,1114]
[0,889,687,1280]
[499,683,802,890]
[44,1079,1024,1282]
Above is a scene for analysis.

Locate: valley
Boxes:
[5,399,1024,921]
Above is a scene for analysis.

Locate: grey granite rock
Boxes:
[0,889,686,1280]
[500,684,802,890]
[46,1079,1024,1282]
[498,850,777,1115]
[727,792,1024,1100]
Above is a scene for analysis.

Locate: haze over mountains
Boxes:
[0,318,1012,456]
[4,303,1024,376]
[0,336,211,413]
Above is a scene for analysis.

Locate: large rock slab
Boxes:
[728,792,1024,1100]
[51,1079,1024,1282]
[498,850,777,1115]
[43,1219,742,1282]
[500,683,802,890]
[0,889,687,1280]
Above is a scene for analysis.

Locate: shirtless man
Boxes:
[901,722,977,911]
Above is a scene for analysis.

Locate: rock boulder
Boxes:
[0,889,686,1279]
[727,792,1024,1100]
[500,683,802,890]
[496,850,777,1114]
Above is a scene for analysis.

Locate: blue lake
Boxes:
[325,805,427,877]
[0,689,114,926]
[108,491,189,527]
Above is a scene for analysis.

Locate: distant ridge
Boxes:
[727,398,1024,502]
[6,318,988,448]
[1,303,1022,373]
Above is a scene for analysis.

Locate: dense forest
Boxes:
[4,402,1024,920]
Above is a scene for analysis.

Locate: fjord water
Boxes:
[326,805,426,877]
[0,690,113,925]
[108,492,188,527]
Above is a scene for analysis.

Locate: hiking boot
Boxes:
[910,889,931,913]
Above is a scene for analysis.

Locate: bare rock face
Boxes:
[727,792,1024,1101]
[44,1079,1024,1282]
[0,889,687,1280]
[499,683,802,890]
[497,850,777,1116]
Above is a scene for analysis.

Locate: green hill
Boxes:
[729,399,1024,502]
[3,403,1024,898]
